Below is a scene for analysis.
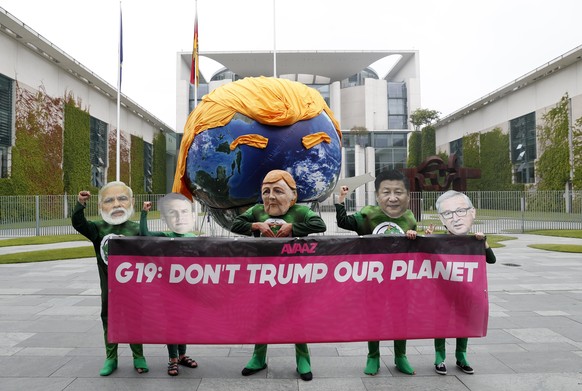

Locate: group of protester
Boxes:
[72,169,495,380]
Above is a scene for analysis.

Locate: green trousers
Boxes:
[167,344,187,360]
[434,338,468,365]
[368,339,407,358]
[366,339,414,375]
[102,317,144,360]
[245,343,311,374]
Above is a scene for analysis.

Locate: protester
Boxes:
[72,182,148,376]
[141,193,198,376]
[426,190,496,375]
[231,169,326,381]
[335,169,418,376]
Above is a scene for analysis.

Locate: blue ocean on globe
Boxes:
[184,111,341,229]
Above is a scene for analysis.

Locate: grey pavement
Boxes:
[1,234,582,391]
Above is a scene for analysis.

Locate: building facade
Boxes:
[0,7,177,194]
[434,45,582,188]
[175,50,420,205]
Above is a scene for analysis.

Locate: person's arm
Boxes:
[230,206,257,236]
[334,201,361,233]
[424,224,435,235]
[404,210,418,239]
[475,232,496,264]
[139,209,153,236]
[289,209,327,237]
[140,202,168,237]
[485,247,496,264]
[71,191,98,241]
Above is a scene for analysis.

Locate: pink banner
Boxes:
[108,235,489,344]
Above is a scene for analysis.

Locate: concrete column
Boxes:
[365,146,376,205]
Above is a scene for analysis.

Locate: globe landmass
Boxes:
[185,112,341,230]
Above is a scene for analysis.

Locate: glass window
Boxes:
[374,149,393,173]
[510,112,536,183]
[388,116,407,129]
[387,82,408,130]
[449,138,463,164]
[144,141,153,193]
[340,68,378,88]
[90,117,108,187]
[346,131,371,147]
[388,99,406,115]
[0,74,12,178]
[373,133,391,148]
[189,83,208,113]
[388,82,406,98]
[344,148,355,178]
[392,133,407,147]
[392,149,407,168]
[514,162,535,184]
[308,84,330,107]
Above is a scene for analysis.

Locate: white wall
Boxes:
[340,85,366,130]
[364,78,388,131]
[435,61,582,152]
[0,31,166,145]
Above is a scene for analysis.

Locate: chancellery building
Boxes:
[434,45,582,187]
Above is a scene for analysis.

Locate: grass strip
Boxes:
[528,244,582,253]
[528,230,582,239]
[0,247,94,264]
[0,234,88,247]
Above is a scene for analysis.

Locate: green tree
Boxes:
[537,95,570,190]
[410,108,440,131]
[130,135,145,193]
[63,100,91,195]
[407,131,422,167]
[462,133,480,191]
[574,117,582,190]
[408,108,440,167]
[421,125,436,160]
[11,85,64,195]
[479,128,520,191]
[152,132,167,194]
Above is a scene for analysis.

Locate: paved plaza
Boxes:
[1,234,582,390]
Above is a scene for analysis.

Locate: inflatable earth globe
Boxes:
[173,76,342,231]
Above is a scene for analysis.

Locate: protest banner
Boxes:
[108,235,489,344]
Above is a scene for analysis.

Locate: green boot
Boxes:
[394,340,415,375]
[364,341,380,375]
[242,344,268,376]
[295,344,312,374]
[99,358,118,376]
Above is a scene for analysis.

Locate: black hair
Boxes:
[374,169,409,193]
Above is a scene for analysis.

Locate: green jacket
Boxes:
[72,202,140,269]
[335,203,417,235]
[139,210,197,237]
[231,204,326,237]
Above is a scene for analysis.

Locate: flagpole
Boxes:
[193,0,198,108]
[273,0,277,77]
[116,1,122,181]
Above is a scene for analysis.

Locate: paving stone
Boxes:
[0,234,582,390]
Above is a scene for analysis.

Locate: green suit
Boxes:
[434,246,496,366]
[335,202,417,375]
[72,202,145,362]
[140,210,196,360]
[231,203,326,375]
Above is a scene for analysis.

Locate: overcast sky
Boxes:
[2,0,581,130]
